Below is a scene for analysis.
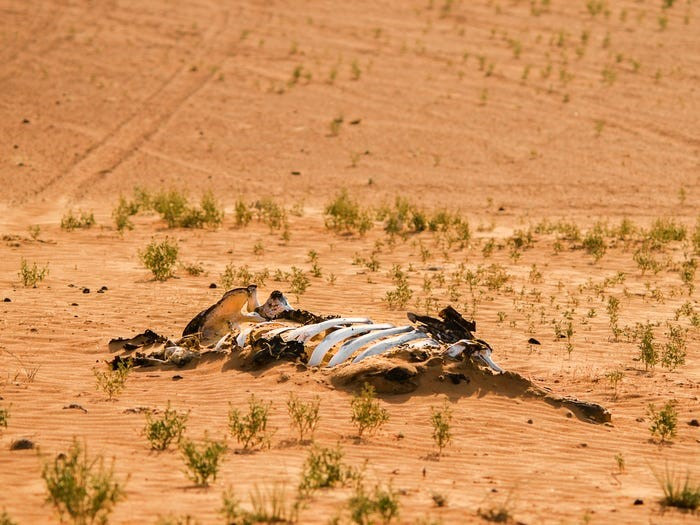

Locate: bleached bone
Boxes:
[446,339,503,373]
[307,323,394,367]
[352,330,429,363]
[213,333,230,352]
[236,327,253,347]
[283,317,372,343]
[327,325,414,367]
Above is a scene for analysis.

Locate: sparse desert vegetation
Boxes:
[1,0,699,523]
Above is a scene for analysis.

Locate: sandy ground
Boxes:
[0,1,699,523]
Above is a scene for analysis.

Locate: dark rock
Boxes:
[291,171,301,175]
[633,499,643,506]
[63,404,87,413]
[445,372,469,385]
[689,419,699,427]
[528,337,541,345]
[82,288,90,294]
[172,375,183,381]
[3,297,10,302]
[10,438,35,450]
[100,286,108,291]
[527,419,533,424]
[71,302,78,306]
[209,283,217,288]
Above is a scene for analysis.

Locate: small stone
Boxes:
[633,499,643,506]
[688,419,699,427]
[82,288,90,294]
[71,302,78,306]
[63,404,87,413]
[290,171,301,175]
[635,417,645,423]
[3,297,10,302]
[498,206,505,212]
[172,375,183,381]
[10,438,35,450]
[527,419,533,424]
[528,337,541,345]
[566,411,573,418]
[100,286,108,291]
[22,118,30,124]
[209,283,217,289]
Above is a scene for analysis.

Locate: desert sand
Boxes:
[0,1,698,523]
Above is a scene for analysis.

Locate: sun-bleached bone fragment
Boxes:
[307,323,394,366]
[327,326,414,367]
[352,330,428,363]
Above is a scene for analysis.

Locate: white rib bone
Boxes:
[283,317,371,343]
[352,330,428,363]
[213,333,230,351]
[445,339,503,373]
[236,327,252,347]
[328,325,414,367]
[307,323,394,367]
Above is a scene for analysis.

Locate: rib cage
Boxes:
[186,286,503,373]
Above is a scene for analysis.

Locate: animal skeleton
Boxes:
[180,285,504,373]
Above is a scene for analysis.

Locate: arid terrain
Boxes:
[0,0,698,523]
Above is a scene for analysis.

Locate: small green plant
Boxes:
[606,296,621,341]
[235,200,253,227]
[28,224,41,240]
[648,400,677,443]
[182,262,204,276]
[680,258,696,294]
[648,217,686,244]
[582,229,606,262]
[221,484,300,524]
[605,368,624,399]
[384,265,412,309]
[656,467,700,511]
[289,266,309,298]
[661,324,687,371]
[637,323,658,371]
[228,395,272,450]
[61,210,95,231]
[144,402,189,451]
[324,190,373,235]
[179,433,227,486]
[430,400,452,456]
[329,115,344,136]
[431,492,447,507]
[112,196,139,232]
[351,383,389,438]
[477,491,516,523]
[253,198,287,232]
[298,444,352,495]
[287,393,320,442]
[140,238,179,280]
[94,361,131,400]
[614,453,625,474]
[19,258,48,287]
[42,438,126,525]
[348,480,400,525]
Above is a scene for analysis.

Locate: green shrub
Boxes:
[680,258,696,294]
[18,258,49,287]
[228,395,272,450]
[150,189,223,228]
[384,265,412,309]
[42,439,126,525]
[112,196,139,232]
[348,480,400,525]
[94,360,131,400]
[60,210,95,231]
[648,400,677,442]
[662,324,687,371]
[298,445,352,496]
[647,217,686,243]
[693,217,700,254]
[144,402,189,451]
[221,484,300,524]
[656,468,700,511]
[180,434,227,486]
[325,190,373,235]
[430,401,452,456]
[351,383,389,438]
[235,200,253,227]
[582,229,606,262]
[287,393,320,442]
[140,238,179,280]
[200,191,224,226]
[254,198,287,231]
[637,322,658,371]
[606,296,621,341]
